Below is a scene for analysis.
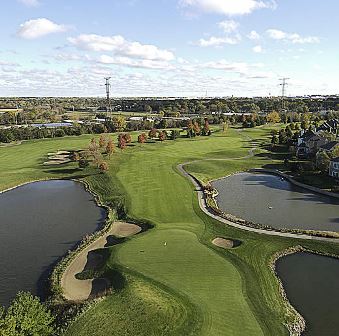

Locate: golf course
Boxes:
[1,125,338,336]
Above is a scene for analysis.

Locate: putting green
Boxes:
[113,229,263,335]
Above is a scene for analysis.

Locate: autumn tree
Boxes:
[148,128,157,138]
[158,131,166,141]
[138,133,147,144]
[267,111,281,123]
[193,121,201,136]
[106,139,115,158]
[123,133,132,143]
[112,116,126,132]
[202,119,211,136]
[118,134,127,150]
[99,161,109,173]
[88,138,99,154]
[99,134,107,149]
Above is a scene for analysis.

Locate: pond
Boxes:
[276,252,339,336]
[0,180,106,306]
[211,172,339,232]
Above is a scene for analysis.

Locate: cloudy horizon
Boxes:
[0,0,338,97]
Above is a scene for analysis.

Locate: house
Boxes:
[329,157,339,179]
[316,119,339,136]
[297,130,328,157]
[318,141,339,154]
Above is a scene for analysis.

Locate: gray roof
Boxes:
[320,141,339,151]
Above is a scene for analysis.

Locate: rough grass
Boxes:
[65,274,199,336]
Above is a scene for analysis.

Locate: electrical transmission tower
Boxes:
[105,77,112,115]
[279,78,290,111]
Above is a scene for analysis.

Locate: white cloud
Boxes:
[17,18,68,39]
[201,59,259,74]
[266,29,320,44]
[179,0,276,16]
[253,45,263,53]
[218,20,239,33]
[247,30,260,40]
[98,55,174,70]
[68,34,175,61]
[195,19,241,47]
[197,35,240,47]
[18,0,40,7]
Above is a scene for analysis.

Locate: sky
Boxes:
[0,0,338,97]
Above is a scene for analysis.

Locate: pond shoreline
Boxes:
[207,171,339,239]
[249,168,339,199]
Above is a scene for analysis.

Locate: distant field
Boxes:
[0,108,23,113]
[63,110,158,120]
[0,125,338,336]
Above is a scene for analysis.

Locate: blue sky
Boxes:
[0,0,338,97]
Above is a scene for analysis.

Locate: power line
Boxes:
[105,77,112,115]
[279,77,290,111]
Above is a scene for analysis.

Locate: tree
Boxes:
[99,134,107,149]
[148,128,157,139]
[99,161,109,173]
[79,158,90,169]
[70,151,80,162]
[0,292,55,336]
[193,121,200,135]
[88,138,99,154]
[112,116,126,132]
[202,118,211,136]
[316,151,331,174]
[118,134,127,150]
[138,133,147,144]
[186,120,194,138]
[106,139,115,158]
[144,104,152,114]
[271,135,279,147]
[222,121,229,133]
[123,133,132,143]
[158,131,166,141]
[267,111,281,123]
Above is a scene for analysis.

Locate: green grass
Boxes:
[0,126,338,336]
[65,274,199,336]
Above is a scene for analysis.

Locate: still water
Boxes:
[212,172,339,232]
[0,180,105,306]
[277,252,339,336]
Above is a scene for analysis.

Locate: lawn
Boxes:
[0,125,338,336]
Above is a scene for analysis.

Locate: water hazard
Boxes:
[212,172,339,232]
[276,252,339,336]
[0,180,106,306]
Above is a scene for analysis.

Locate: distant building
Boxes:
[329,157,339,179]
[296,130,328,157]
[319,141,339,154]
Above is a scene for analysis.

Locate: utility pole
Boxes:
[105,77,112,116]
[279,78,290,111]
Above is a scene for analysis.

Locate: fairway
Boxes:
[1,126,338,335]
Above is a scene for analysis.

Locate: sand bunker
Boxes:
[61,222,141,302]
[43,150,72,165]
[110,222,141,237]
[212,237,241,249]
